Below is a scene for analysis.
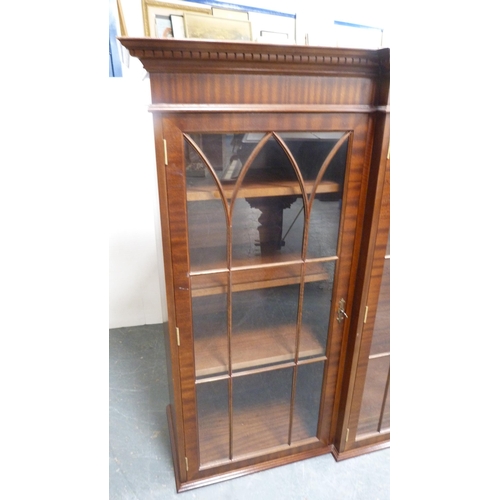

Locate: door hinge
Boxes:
[176,327,180,347]
[363,306,369,324]
[346,428,350,442]
[185,456,189,471]
[163,139,168,165]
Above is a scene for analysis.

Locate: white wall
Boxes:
[109,0,391,329]
[108,65,164,328]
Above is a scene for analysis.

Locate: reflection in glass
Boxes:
[185,138,227,272]
[230,198,262,263]
[357,356,390,436]
[307,199,342,259]
[305,136,348,259]
[184,131,350,462]
[233,368,292,457]
[280,132,346,187]
[292,362,324,442]
[380,379,390,431]
[197,380,229,465]
[233,135,305,263]
[192,288,228,379]
[370,257,390,356]
[231,285,299,372]
[301,261,336,357]
[185,132,348,265]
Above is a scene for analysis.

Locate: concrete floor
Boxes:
[109,324,390,499]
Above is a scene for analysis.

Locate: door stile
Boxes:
[314,130,356,443]
[163,120,199,481]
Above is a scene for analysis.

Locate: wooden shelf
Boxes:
[187,179,340,202]
[191,261,329,297]
[199,399,320,466]
[195,324,324,378]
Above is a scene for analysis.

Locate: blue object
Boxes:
[109,0,122,77]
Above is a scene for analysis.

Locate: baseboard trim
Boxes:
[332,440,390,461]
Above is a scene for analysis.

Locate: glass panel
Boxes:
[280,132,346,187]
[281,197,305,258]
[233,368,293,457]
[292,361,324,442]
[307,197,342,259]
[370,257,390,356]
[300,261,335,358]
[231,284,299,373]
[185,131,347,465]
[192,285,228,379]
[302,136,348,259]
[185,132,306,267]
[197,380,229,465]
[380,379,390,432]
[230,198,262,263]
[357,355,390,436]
[185,137,228,272]
[186,133,228,173]
[233,134,305,264]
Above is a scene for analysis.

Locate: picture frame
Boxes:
[259,30,289,42]
[212,7,249,21]
[116,0,128,36]
[141,0,211,37]
[184,12,252,41]
[332,20,384,49]
[155,15,173,38]
[141,0,297,43]
[170,14,185,38]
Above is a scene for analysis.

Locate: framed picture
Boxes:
[333,20,384,49]
[212,7,249,21]
[155,15,173,38]
[170,14,185,38]
[184,13,252,41]
[116,0,128,36]
[142,0,211,37]
[259,30,289,42]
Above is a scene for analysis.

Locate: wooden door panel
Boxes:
[162,112,374,479]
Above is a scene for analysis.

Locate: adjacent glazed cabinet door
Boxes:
[332,145,390,459]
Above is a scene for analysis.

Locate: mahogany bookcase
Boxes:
[119,37,390,492]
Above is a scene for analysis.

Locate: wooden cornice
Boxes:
[148,104,390,114]
[118,38,389,77]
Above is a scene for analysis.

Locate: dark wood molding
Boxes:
[331,438,390,461]
[149,104,390,114]
[119,38,389,77]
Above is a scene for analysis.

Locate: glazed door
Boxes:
[163,112,369,481]
[341,153,390,455]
